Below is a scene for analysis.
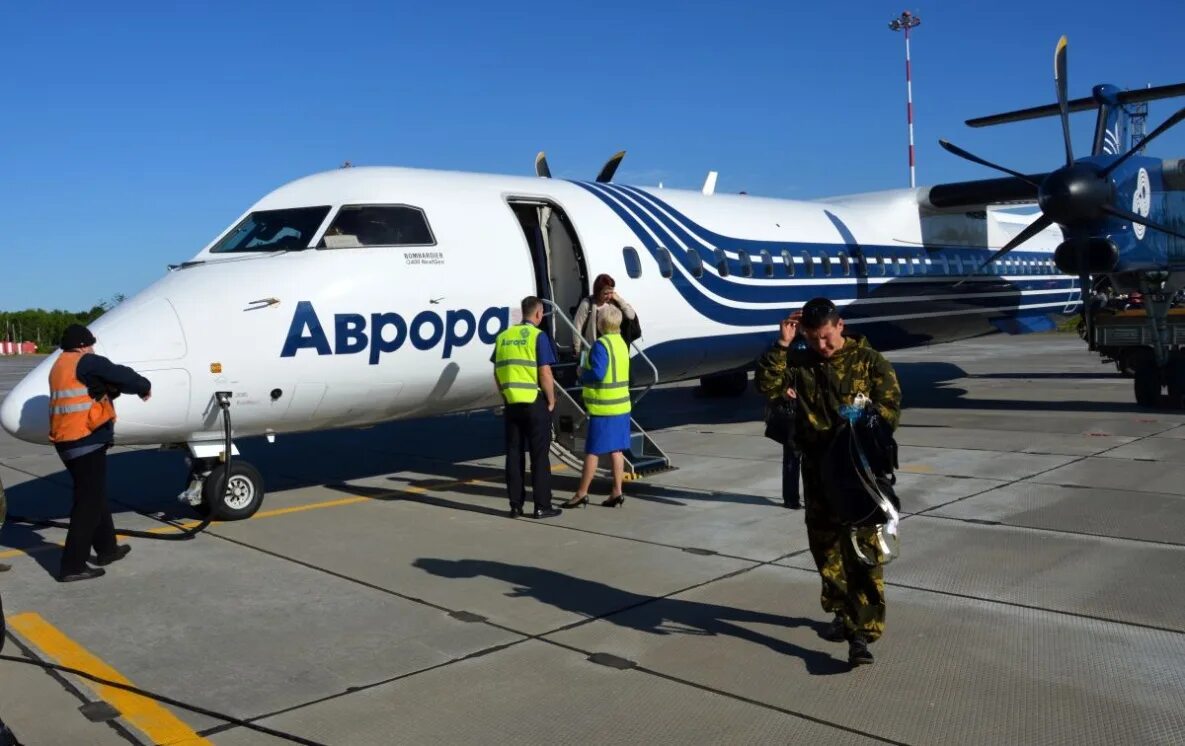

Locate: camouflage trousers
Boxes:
[802,461,886,642]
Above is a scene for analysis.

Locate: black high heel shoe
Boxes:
[562,494,589,509]
[602,494,625,508]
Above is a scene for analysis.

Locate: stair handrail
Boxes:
[541,298,660,405]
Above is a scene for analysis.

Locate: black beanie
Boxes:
[60,324,96,351]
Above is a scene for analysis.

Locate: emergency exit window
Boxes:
[317,204,434,248]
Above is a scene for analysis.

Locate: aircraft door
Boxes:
[508,200,588,359]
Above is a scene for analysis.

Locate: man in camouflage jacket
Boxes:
[755,297,901,666]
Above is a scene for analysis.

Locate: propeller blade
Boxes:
[1054,36,1074,166]
[1103,204,1185,242]
[956,214,1054,286]
[596,150,626,183]
[535,151,552,179]
[938,140,1042,186]
[1101,105,1185,177]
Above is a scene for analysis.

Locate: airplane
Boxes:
[1,38,1181,521]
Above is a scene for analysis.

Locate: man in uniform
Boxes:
[492,297,562,519]
[49,324,152,582]
[755,297,901,666]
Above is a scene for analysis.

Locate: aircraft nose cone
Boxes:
[0,355,54,444]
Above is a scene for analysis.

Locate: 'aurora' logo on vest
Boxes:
[281,301,509,364]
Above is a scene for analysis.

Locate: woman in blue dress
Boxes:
[563,304,630,508]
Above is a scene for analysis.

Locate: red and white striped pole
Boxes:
[889,11,921,188]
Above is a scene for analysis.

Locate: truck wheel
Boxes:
[1134,363,1163,408]
[1167,356,1185,410]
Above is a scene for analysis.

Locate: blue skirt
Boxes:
[586,413,631,455]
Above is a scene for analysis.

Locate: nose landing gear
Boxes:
[177,392,266,521]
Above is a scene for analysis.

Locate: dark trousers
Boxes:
[504,400,553,510]
[60,447,117,575]
[783,440,801,507]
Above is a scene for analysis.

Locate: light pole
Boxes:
[889,10,921,188]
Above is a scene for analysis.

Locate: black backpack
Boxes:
[821,411,900,527]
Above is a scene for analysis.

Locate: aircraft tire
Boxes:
[201,461,264,520]
[1133,363,1162,408]
[698,370,749,398]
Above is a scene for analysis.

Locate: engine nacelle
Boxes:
[1053,238,1119,276]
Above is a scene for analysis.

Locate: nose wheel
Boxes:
[182,457,265,521]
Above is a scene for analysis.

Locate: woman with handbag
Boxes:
[755,311,808,509]
[572,274,638,356]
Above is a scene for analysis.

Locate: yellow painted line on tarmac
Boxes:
[899,463,935,474]
[3,462,571,546]
[7,612,211,745]
[0,544,59,560]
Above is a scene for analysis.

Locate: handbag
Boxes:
[763,398,796,445]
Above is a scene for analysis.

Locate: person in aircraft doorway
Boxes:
[492,298,562,520]
[49,324,152,583]
[572,274,639,357]
[564,304,631,509]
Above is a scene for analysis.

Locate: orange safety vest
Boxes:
[48,352,115,443]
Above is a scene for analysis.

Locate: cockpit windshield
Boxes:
[210,206,331,253]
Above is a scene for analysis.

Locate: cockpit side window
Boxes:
[317,204,435,249]
[210,206,332,253]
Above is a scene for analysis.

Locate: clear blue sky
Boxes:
[2,0,1183,310]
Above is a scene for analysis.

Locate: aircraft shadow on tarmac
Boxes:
[412,558,851,675]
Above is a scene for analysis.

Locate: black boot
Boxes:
[818,614,846,642]
[848,635,874,666]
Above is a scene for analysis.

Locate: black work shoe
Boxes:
[819,614,846,642]
[783,500,801,510]
[509,506,523,518]
[848,636,874,666]
[532,507,563,519]
[95,545,131,566]
[58,567,106,583]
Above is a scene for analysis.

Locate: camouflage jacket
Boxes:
[755,333,901,452]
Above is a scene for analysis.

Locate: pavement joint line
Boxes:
[1,630,142,746]
[6,612,211,745]
[778,563,1185,636]
[918,511,1185,549]
[911,417,1185,520]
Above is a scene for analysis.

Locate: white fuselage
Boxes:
[0,166,1076,447]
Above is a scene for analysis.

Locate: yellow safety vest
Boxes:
[494,323,542,404]
[582,333,631,416]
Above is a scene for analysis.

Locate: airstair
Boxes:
[542,300,673,479]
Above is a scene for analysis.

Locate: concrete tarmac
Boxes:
[1,333,1184,745]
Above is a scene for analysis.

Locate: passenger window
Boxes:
[953,255,964,275]
[715,249,730,277]
[739,252,753,277]
[317,204,434,248]
[782,250,795,277]
[214,206,332,253]
[820,252,832,277]
[688,248,704,278]
[838,251,851,277]
[622,246,643,278]
[760,250,774,277]
[801,251,814,277]
[656,247,673,278]
[856,252,868,277]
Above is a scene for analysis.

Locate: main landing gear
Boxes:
[1093,276,1185,410]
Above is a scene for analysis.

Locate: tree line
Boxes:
[1,294,125,353]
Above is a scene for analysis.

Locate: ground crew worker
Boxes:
[564,303,631,508]
[756,313,810,509]
[492,297,562,519]
[49,324,151,582]
[757,298,901,666]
